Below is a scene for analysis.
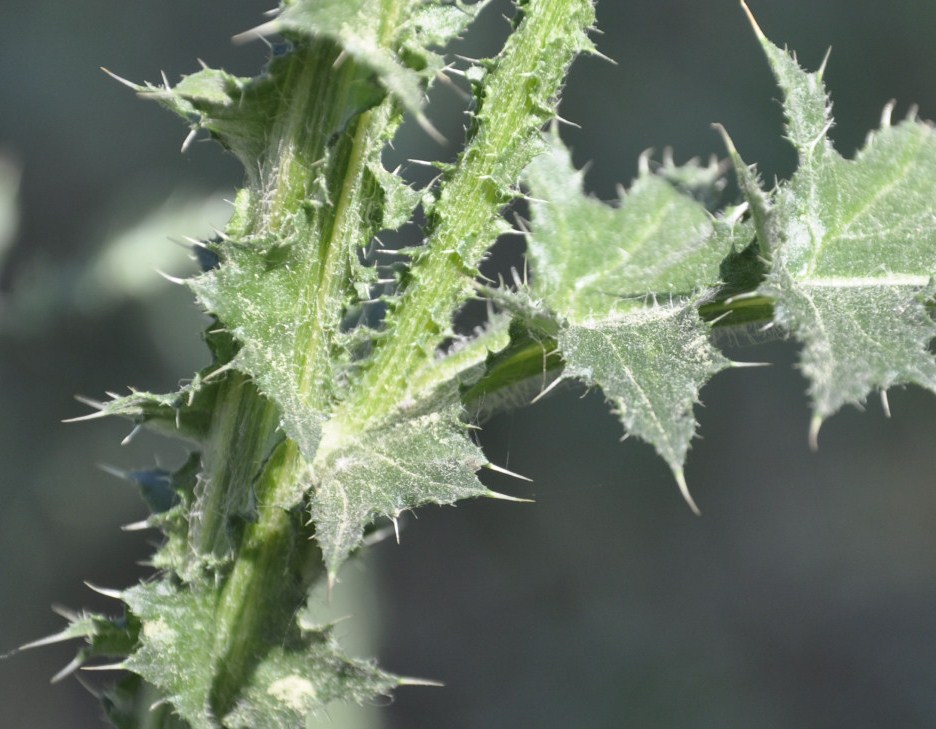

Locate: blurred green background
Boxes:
[2,1,936,727]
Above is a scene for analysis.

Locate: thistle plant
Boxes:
[28,0,936,727]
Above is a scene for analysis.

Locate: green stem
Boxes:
[208,439,318,719]
[331,0,595,437]
[185,1,412,720]
[195,373,281,561]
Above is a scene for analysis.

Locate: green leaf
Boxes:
[19,606,140,685]
[558,304,728,507]
[526,134,725,319]
[310,315,511,578]
[142,453,203,580]
[121,582,219,729]
[122,579,395,729]
[311,406,493,580]
[735,3,936,442]
[239,0,486,123]
[175,61,411,467]
[72,326,236,445]
[524,132,735,510]
[73,377,221,444]
[220,630,396,729]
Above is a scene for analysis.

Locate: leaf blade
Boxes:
[738,8,936,429]
[524,133,734,506]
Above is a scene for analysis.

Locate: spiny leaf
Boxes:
[558,302,726,513]
[75,377,221,444]
[20,607,139,685]
[310,314,512,579]
[524,132,736,509]
[220,632,396,729]
[121,582,219,729]
[73,326,236,443]
[312,407,492,580]
[182,87,409,466]
[188,229,335,461]
[526,133,724,319]
[142,453,202,580]
[402,316,512,405]
[735,3,936,438]
[239,0,487,123]
[459,319,563,422]
[122,579,394,729]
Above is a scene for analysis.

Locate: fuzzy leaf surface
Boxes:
[525,134,735,500]
[310,0,596,575]
[140,38,428,470]
[738,11,936,430]
[243,0,486,120]
[221,633,396,729]
[122,580,394,729]
[312,406,490,579]
[171,67,409,472]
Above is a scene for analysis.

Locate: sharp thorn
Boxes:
[232,19,278,45]
[808,414,823,451]
[100,67,140,91]
[81,662,127,673]
[121,519,152,532]
[818,46,832,78]
[97,463,128,481]
[397,676,445,688]
[62,409,109,424]
[84,582,123,600]
[530,375,563,405]
[880,389,891,418]
[485,489,534,504]
[51,656,85,684]
[739,0,766,41]
[180,127,198,154]
[155,269,186,285]
[674,469,702,516]
[19,631,72,652]
[121,424,143,446]
[416,112,447,146]
[485,462,533,482]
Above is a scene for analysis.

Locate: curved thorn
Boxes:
[674,468,701,516]
[880,389,891,418]
[808,413,823,451]
[84,582,123,600]
[121,424,143,446]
